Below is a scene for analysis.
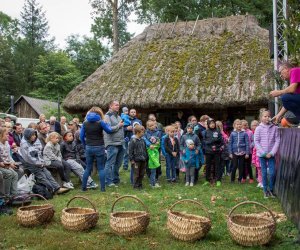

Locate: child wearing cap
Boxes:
[181,139,202,186]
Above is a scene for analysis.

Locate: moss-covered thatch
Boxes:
[63,15,273,113]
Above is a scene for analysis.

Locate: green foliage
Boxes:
[135,0,273,28]
[90,0,135,52]
[65,34,110,78]
[15,0,54,92]
[30,51,82,101]
[284,0,300,65]
[0,12,19,112]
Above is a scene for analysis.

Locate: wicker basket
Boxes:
[61,196,99,231]
[110,195,150,236]
[167,199,211,241]
[227,201,276,246]
[17,194,55,227]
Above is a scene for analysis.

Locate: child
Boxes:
[121,107,131,126]
[229,119,249,183]
[61,131,97,189]
[180,123,201,183]
[144,120,163,181]
[202,119,223,187]
[43,132,73,189]
[164,125,180,182]
[254,110,280,198]
[251,120,262,188]
[19,128,69,195]
[216,121,230,176]
[241,120,254,183]
[181,139,200,186]
[128,125,148,190]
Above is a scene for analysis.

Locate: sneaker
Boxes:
[62,182,72,189]
[0,205,13,216]
[268,191,276,198]
[185,182,189,186]
[216,181,221,187]
[264,192,269,199]
[107,183,118,188]
[249,179,254,184]
[87,182,98,189]
[190,182,194,187]
[241,179,246,184]
[202,181,210,186]
[69,181,74,188]
[171,179,176,183]
[56,187,70,195]
[155,183,161,188]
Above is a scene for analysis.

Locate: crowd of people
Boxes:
[0,97,282,217]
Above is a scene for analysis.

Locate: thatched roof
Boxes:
[63,15,273,113]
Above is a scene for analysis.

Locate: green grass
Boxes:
[0,166,299,250]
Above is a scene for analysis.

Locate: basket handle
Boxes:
[66,196,97,212]
[111,195,149,213]
[228,201,276,225]
[168,199,210,219]
[20,194,47,207]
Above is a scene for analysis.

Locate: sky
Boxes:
[0,0,147,48]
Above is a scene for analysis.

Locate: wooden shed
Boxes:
[7,95,58,118]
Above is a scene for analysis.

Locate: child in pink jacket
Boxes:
[251,120,262,188]
[254,110,280,198]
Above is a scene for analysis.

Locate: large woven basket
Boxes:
[110,195,150,236]
[61,196,99,231]
[167,199,211,241]
[227,201,276,246]
[17,194,55,227]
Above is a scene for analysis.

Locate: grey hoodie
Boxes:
[19,128,45,166]
[103,110,124,147]
[43,142,62,165]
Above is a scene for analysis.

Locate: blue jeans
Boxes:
[259,157,276,193]
[150,168,157,186]
[82,145,106,191]
[166,154,176,180]
[105,145,125,185]
[123,140,129,169]
[281,93,300,120]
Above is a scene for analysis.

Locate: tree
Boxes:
[90,0,135,53]
[284,0,300,65]
[134,0,272,28]
[30,51,82,101]
[0,12,19,112]
[65,34,110,78]
[15,0,54,93]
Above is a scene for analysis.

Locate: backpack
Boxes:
[32,183,53,200]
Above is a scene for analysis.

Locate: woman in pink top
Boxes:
[270,61,300,124]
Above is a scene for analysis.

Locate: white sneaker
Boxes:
[185,182,189,186]
[62,182,71,189]
[67,182,74,189]
[155,183,161,188]
[190,183,194,187]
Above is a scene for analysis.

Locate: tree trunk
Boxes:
[112,0,119,54]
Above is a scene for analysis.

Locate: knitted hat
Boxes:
[186,139,194,147]
[122,107,128,113]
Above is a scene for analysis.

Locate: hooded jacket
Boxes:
[43,142,62,165]
[180,133,201,151]
[103,111,124,147]
[254,123,280,157]
[80,112,119,147]
[19,128,45,166]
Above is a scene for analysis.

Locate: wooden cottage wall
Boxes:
[15,99,39,118]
